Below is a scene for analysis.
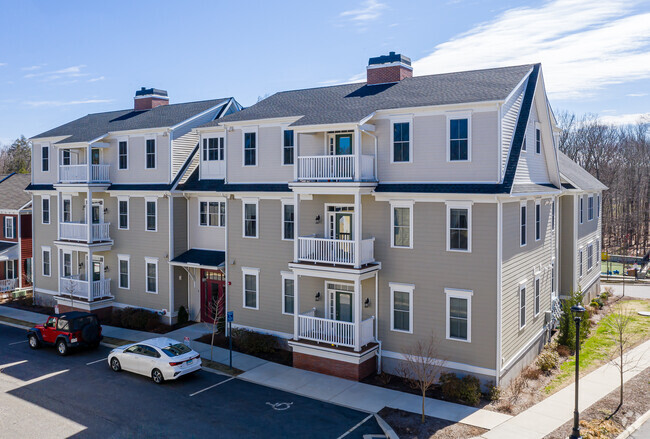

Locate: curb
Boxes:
[615,408,650,439]
[375,414,399,439]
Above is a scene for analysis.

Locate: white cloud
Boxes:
[24,99,113,108]
[24,65,89,81]
[340,0,387,23]
[599,112,649,125]
[21,65,42,71]
[88,76,105,82]
[626,93,647,97]
[411,0,650,100]
[0,63,7,67]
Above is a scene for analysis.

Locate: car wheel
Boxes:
[110,357,121,372]
[151,368,164,384]
[56,339,68,356]
[28,334,40,349]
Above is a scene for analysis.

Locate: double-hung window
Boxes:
[41,146,49,171]
[145,138,156,169]
[242,267,259,309]
[5,260,15,279]
[62,252,72,278]
[145,198,157,232]
[390,201,412,248]
[118,140,128,170]
[587,244,594,271]
[390,283,414,333]
[535,201,541,241]
[449,116,469,161]
[447,202,471,252]
[243,131,257,166]
[534,276,541,316]
[199,201,225,227]
[579,197,584,224]
[281,271,294,314]
[203,137,225,161]
[519,283,527,329]
[62,197,71,223]
[392,121,410,163]
[446,288,472,342]
[535,127,541,153]
[520,202,527,246]
[118,255,130,289]
[62,149,71,166]
[597,195,600,218]
[551,199,556,231]
[243,200,258,238]
[579,249,584,277]
[588,196,594,221]
[42,247,51,277]
[118,197,129,230]
[282,201,294,240]
[42,196,50,224]
[283,130,294,165]
[4,217,14,239]
[145,257,158,293]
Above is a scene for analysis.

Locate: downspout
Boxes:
[224,193,229,336]
[496,199,503,385]
[168,193,174,325]
[17,211,22,289]
[375,271,381,374]
[183,193,193,320]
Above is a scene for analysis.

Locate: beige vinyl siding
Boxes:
[501,79,527,178]
[33,194,59,293]
[187,197,225,251]
[501,198,554,366]
[577,193,600,238]
[105,135,171,184]
[32,143,58,185]
[173,197,188,257]
[226,127,294,183]
[514,102,551,184]
[559,194,576,295]
[171,131,199,179]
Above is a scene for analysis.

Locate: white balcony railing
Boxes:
[0,278,17,293]
[297,237,375,265]
[296,155,376,181]
[298,312,375,348]
[59,222,111,242]
[59,164,110,183]
[60,277,111,300]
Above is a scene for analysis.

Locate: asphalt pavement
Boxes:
[602,282,650,299]
[0,323,384,438]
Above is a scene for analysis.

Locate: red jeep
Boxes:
[27,311,103,356]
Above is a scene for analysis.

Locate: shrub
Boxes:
[522,367,542,380]
[497,400,514,414]
[177,306,189,325]
[509,376,528,402]
[600,291,610,301]
[536,348,560,372]
[439,373,482,406]
[233,329,277,356]
[109,307,159,331]
[484,382,501,401]
[377,372,393,386]
[557,289,591,352]
[555,344,571,357]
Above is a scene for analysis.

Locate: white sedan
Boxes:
[108,337,202,384]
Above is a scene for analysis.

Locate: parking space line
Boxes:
[86,357,108,366]
[0,360,28,369]
[189,376,235,397]
[8,340,28,345]
[336,414,374,439]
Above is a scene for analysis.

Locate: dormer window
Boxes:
[203,137,224,161]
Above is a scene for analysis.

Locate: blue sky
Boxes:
[0,0,649,145]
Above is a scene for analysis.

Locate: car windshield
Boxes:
[161,343,192,357]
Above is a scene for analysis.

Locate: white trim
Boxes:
[389,282,414,334]
[117,196,129,230]
[579,196,584,224]
[389,115,413,164]
[519,281,527,330]
[41,246,51,277]
[446,111,472,162]
[61,194,72,223]
[382,350,496,377]
[579,247,584,278]
[445,288,473,343]
[588,195,594,221]
[587,242,594,272]
[242,267,260,310]
[242,198,259,238]
[117,138,129,171]
[198,199,225,228]
[281,271,295,315]
[144,256,158,294]
[389,200,413,249]
[446,201,472,252]
[41,145,50,172]
[535,199,541,241]
[281,127,295,166]
[144,197,157,232]
[281,199,294,241]
[534,275,541,317]
[242,127,258,167]
[3,216,14,239]
[144,136,157,170]
[117,254,130,290]
[520,201,527,247]
[41,195,51,225]
[535,122,541,154]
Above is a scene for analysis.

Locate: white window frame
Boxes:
[281,199,295,241]
[117,196,129,230]
[587,243,594,272]
[535,122,541,154]
[588,195,594,221]
[118,138,129,170]
[4,217,14,239]
[281,271,295,315]
[519,281,527,329]
[5,259,16,279]
[202,136,225,162]
[579,248,584,278]
[520,201,527,247]
[535,199,541,241]
[144,137,157,170]
[390,200,413,249]
[117,254,130,290]
[242,267,260,310]
[144,257,158,294]
[389,116,413,164]
[41,246,51,277]
[61,194,72,223]
[551,198,556,231]
[389,282,414,334]
[579,197,583,224]
[597,194,600,218]
[198,198,226,228]
[445,288,473,343]
[446,111,472,162]
[62,250,72,278]
[41,195,51,225]
[281,128,294,166]
[551,258,556,294]
[242,198,259,239]
[41,145,49,172]
[446,201,472,252]
[534,274,541,316]
[242,128,258,167]
[144,197,157,232]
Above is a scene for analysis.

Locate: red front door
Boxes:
[201,269,225,324]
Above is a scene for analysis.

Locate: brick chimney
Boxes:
[134,87,169,110]
[366,52,412,85]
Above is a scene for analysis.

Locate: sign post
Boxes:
[227,311,234,369]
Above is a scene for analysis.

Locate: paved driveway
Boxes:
[0,324,383,438]
[602,282,650,299]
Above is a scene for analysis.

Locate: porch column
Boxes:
[58,192,63,240]
[87,248,93,301]
[293,192,300,263]
[57,248,61,295]
[86,143,91,182]
[293,274,300,340]
[86,188,93,243]
[354,277,362,352]
[354,192,362,268]
[354,127,361,181]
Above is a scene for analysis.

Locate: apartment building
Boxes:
[27,89,240,321]
[0,173,32,296]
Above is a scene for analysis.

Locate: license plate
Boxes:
[186,359,193,365]
[71,338,78,343]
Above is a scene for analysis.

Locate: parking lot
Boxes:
[0,323,384,438]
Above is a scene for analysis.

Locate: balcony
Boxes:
[0,279,16,293]
[296,155,375,182]
[60,277,111,301]
[297,237,375,266]
[59,222,111,243]
[59,164,110,184]
[298,309,375,349]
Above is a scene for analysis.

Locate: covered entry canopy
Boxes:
[0,242,18,262]
[170,249,225,271]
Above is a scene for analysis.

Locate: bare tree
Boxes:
[63,278,78,311]
[207,293,226,361]
[605,304,637,417]
[397,336,447,423]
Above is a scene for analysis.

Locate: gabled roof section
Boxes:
[0,173,32,210]
[201,64,534,128]
[31,98,231,144]
[557,151,608,191]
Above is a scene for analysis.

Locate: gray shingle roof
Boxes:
[31,98,230,144]
[558,151,607,191]
[202,64,533,128]
[0,173,32,210]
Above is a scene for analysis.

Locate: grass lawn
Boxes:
[545,299,650,394]
[601,261,639,276]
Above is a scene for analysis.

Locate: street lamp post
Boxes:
[570,304,586,439]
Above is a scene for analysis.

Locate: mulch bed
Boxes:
[544,367,650,439]
[195,332,293,366]
[378,407,488,439]
[2,297,54,315]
